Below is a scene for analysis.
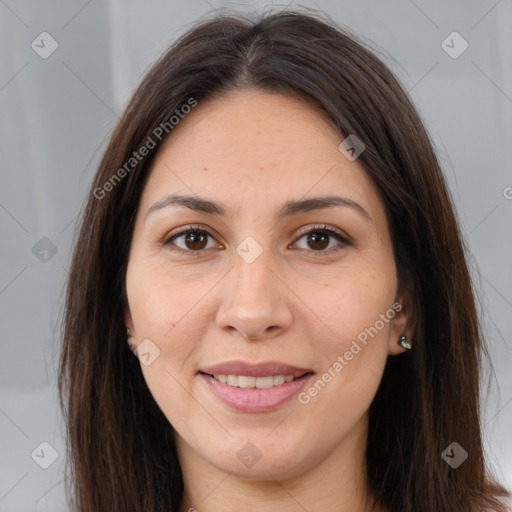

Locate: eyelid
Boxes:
[164,223,213,240]
[293,224,351,244]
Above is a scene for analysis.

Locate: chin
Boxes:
[204,438,311,480]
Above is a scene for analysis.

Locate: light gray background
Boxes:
[1,1,511,510]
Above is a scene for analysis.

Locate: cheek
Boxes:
[293,263,397,417]
[127,255,205,334]
[293,277,393,430]
[125,256,219,374]
[306,264,397,349]
[125,259,209,428]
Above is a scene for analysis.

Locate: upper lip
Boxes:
[200,360,314,378]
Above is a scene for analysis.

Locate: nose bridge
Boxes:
[215,238,293,339]
[231,240,280,311]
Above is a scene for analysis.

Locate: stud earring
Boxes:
[398,333,412,350]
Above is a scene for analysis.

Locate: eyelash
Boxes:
[162,224,351,256]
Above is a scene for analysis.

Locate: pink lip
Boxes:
[199,360,314,413]
[200,360,313,378]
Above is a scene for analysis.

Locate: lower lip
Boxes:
[200,373,313,413]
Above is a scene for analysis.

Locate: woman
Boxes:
[59,8,511,512]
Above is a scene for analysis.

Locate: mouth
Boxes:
[198,361,314,412]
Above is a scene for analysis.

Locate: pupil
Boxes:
[186,232,207,250]
[308,232,328,250]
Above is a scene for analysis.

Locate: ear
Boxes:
[388,284,416,356]
[124,309,135,337]
[124,310,138,351]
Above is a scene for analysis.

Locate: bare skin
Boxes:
[124,89,414,512]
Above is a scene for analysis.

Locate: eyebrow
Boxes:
[144,193,373,224]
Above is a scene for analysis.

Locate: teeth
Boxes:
[227,375,238,387]
[255,376,274,389]
[212,374,298,388]
[238,376,256,388]
[273,375,285,386]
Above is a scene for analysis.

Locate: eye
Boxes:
[163,225,222,254]
[162,224,350,255]
[292,224,350,252]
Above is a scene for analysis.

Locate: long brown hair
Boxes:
[59,8,510,511]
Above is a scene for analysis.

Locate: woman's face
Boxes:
[125,89,411,480]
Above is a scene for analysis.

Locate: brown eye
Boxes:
[164,227,219,253]
[182,231,208,250]
[294,225,350,252]
[306,232,330,250]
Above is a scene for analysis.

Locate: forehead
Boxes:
[138,89,385,223]
[153,89,340,168]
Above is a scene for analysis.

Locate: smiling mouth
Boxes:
[203,373,305,389]
[199,368,315,413]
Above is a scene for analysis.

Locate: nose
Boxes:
[215,250,293,341]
